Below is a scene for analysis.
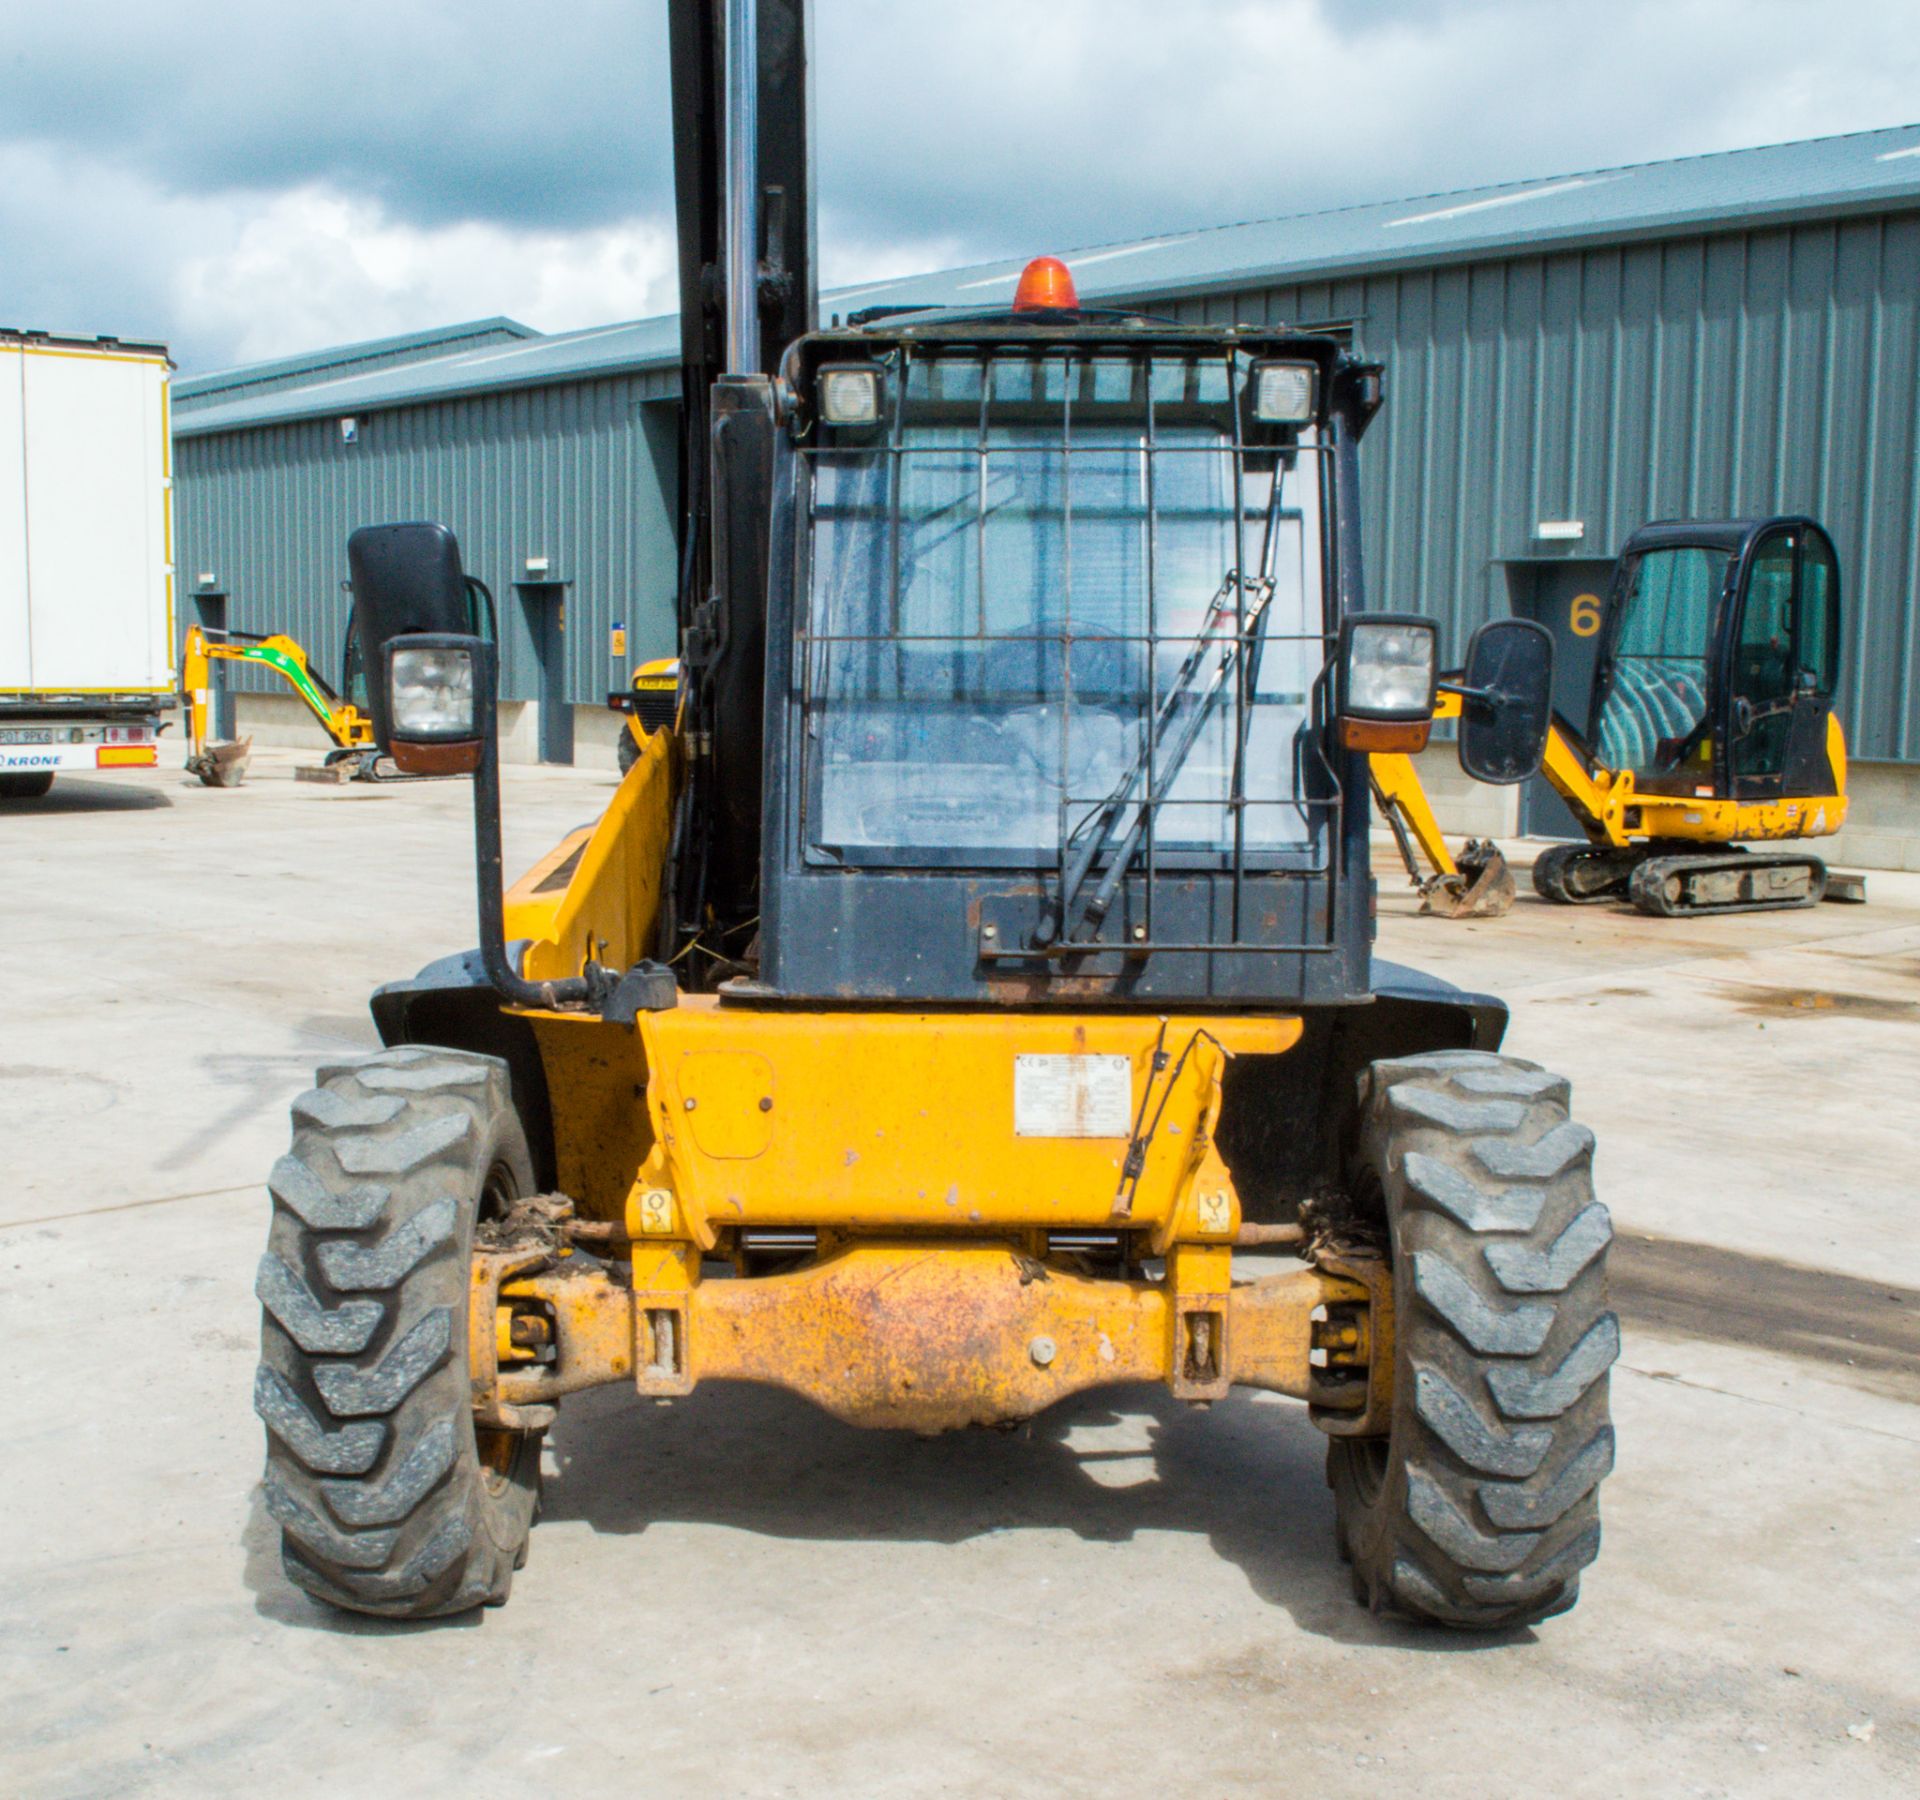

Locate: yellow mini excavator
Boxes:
[181,624,376,785]
[249,0,1617,1634]
[1373,515,1851,919]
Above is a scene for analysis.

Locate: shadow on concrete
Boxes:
[539,1381,1536,1652]
[0,776,172,814]
[157,1050,329,1174]
[1615,1232,1920,1403]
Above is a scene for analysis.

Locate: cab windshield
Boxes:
[799,349,1329,869]
[1594,545,1729,783]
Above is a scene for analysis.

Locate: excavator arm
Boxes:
[181,623,374,785]
[1368,690,1516,918]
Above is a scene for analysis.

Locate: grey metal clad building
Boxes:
[172,124,1920,860]
[174,315,683,766]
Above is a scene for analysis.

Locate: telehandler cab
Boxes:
[251,0,1617,1629]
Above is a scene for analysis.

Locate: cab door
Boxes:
[1724,522,1841,800]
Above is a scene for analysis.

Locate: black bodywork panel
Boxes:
[1215,962,1506,1222]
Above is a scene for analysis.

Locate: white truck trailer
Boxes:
[1,329,174,798]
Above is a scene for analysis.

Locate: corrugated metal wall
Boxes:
[1158,209,1920,761]
[173,371,681,709]
[174,205,1920,761]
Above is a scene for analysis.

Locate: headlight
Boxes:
[390,643,476,736]
[1251,360,1316,425]
[1342,615,1437,720]
[818,365,882,427]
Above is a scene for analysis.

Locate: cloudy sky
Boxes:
[4,0,1917,374]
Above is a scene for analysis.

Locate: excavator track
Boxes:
[1627,851,1827,917]
[1529,841,1648,905]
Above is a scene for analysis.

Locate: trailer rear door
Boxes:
[0,346,30,689]
[18,346,172,694]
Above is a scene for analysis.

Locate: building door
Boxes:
[1503,558,1613,838]
[517,581,574,765]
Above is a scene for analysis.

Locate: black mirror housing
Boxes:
[1456,617,1554,785]
[347,523,476,750]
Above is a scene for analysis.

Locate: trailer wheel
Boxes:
[0,771,54,800]
[1328,1050,1616,1628]
[253,1046,541,1618]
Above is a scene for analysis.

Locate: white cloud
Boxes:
[3,0,1918,371]
[0,140,676,369]
[171,187,678,367]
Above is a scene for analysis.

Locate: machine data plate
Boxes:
[1013,1054,1131,1138]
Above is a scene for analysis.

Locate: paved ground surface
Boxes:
[4,749,1917,1797]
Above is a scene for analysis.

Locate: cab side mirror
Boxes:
[1455,617,1554,784]
[346,522,480,753]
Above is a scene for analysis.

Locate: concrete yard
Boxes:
[4,750,1917,1797]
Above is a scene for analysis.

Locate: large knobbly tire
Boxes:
[253,1045,542,1618]
[616,723,641,775]
[1329,1050,1617,1629]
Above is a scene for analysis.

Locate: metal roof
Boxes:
[173,316,537,410]
[174,314,681,436]
[175,122,1920,438]
[1,327,169,359]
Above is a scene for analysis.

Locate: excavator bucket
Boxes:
[187,737,252,789]
[1420,838,1516,918]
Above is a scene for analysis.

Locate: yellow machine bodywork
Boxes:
[1372,689,1849,866]
[481,727,1381,1436]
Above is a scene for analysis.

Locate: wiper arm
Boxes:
[1036,467,1290,950]
[1038,577,1274,946]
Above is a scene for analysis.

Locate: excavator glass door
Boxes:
[1592,545,1727,795]
[1727,523,1841,799]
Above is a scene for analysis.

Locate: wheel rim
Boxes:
[1348,1434,1391,1506]
[1344,1162,1396,1509]
[475,1154,526,1497]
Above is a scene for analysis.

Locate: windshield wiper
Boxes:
[1034,576,1273,947]
[1034,472,1290,951]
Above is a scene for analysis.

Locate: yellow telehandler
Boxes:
[250,0,1616,1631]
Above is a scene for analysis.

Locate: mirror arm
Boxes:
[469,665,597,1013]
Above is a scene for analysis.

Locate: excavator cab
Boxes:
[1524,514,1849,914]
[1590,517,1842,808]
[1371,513,1853,919]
